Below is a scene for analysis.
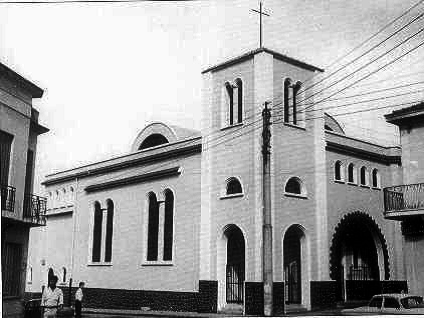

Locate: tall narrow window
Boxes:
[235,78,243,124]
[292,82,301,125]
[335,161,343,181]
[225,82,234,125]
[163,190,174,261]
[147,193,159,261]
[360,166,368,186]
[92,201,102,262]
[104,199,114,262]
[0,130,13,186]
[283,78,291,123]
[372,169,380,188]
[62,267,67,283]
[348,163,355,183]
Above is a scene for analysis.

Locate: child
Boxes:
[74,282,85,318]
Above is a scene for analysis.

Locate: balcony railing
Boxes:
[23,194,47,226]
[384,183,424,218]
[1,185,16,212]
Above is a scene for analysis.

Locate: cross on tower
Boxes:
[251,1,270,48]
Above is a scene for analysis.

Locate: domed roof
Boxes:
[324,113,345,134]
[131,122,200,152]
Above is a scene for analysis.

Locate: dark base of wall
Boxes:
[310,281,337,309]
[346,280,408,300]
[244,282,284,316]
[57,286,198,312]
[197,280,217,313]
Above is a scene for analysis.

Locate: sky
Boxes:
[1,0,424,194]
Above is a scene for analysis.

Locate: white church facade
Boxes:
[27,48,408,314]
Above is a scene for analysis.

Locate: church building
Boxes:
[27,47,408,315]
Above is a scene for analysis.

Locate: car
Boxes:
[342,293,424,315]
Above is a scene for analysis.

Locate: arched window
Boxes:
[334,161,344,181]
[139,134,169,150]
[92,201,102,262]
[147,193,159,261]
[225,82,234,126]
[348,163,356,183]
[360,166,368,186]
[163,189,174,261]
[226,178,243,195]
[284,78,292,123]
[372,169,380,188]
[285,177,304,195]
[235,78,243,124]
[62,267,67,283]
[104,199,114,262]
[292,82,302,125]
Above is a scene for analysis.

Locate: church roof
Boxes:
[201,47,324,74]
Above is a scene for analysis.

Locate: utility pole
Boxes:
[262,101,273,316]
[251,1,270,48]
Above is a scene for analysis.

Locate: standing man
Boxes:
[41,275,63,318]
[74,282,85,318]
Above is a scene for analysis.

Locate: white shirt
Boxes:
[42,287,64,308]
[75,288,83,301]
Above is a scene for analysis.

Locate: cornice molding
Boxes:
[43,143,200,186]
[85,167,181,193]
[326,141,401,166]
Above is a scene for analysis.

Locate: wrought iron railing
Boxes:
[384,183,424,213]
[23,193,47,226]
[226,264,244,304]
[348,265,376,281]
[1,184,16,212]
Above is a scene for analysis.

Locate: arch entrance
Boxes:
[225,225,245,304]
[283,225,304,304]
[330,212,390,300]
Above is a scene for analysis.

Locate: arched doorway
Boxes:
[225,225,245,304]
[330,212,390,300]
[283,225,305,304]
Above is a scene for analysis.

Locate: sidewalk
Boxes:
[83,308,233,318]
[82,307,346,317]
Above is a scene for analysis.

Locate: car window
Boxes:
[401,297,424,309]
[384,297,400,309]
[369,297,383,308]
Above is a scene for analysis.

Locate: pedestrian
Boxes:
[41,275,63,318]
[74,282,85,318]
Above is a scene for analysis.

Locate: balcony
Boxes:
[23,193,47,226]
[1,185,16,213]
[384,183,424,220]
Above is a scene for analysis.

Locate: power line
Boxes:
[298,11,424,97]
[295,25,424,109]
[298,0,424,87]
[295,80,424,107]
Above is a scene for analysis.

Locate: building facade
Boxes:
[384,102,424,297]
[27,48,407,314]
[1,62,48,316]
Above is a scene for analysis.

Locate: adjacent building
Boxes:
[1,62,49,316]
[27,48,407,315]
[384,102,424,297]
